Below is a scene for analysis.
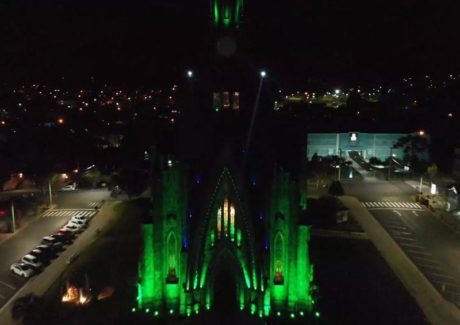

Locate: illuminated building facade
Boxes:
[308,132,410,160]
[136,160,315,319]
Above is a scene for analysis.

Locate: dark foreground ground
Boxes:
[18,201,427,325]
[310,237,428,325]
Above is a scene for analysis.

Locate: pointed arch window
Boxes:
[216,196,236,241]
[274,233,284,285]
[166,232,178,283]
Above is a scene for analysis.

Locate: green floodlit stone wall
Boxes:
[137,166,315,319]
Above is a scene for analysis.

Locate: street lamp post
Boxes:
[11,200,16,233]
[388,148,393,180]
[48,181,53,206]
[419,176,423,195]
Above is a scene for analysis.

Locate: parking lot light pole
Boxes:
[48,181,53,206]
[387,148,393,180]
[11,200,16,233]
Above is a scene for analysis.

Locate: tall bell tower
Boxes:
[210,0,244,30]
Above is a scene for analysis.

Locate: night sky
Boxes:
[1,0,459,85]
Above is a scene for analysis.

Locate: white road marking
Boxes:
[400,242,425,249]
[426,272,457,282]
[0,281,16,290]
[404,248,433,257]
[412,210,419,216]
[392,210,402,216]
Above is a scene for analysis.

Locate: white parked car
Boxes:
[10,263,35,278]
[68,218,87,227]
[60,224,83,233]
[71,214,90,222]
[21,254,43,269]
[60,182,77,191]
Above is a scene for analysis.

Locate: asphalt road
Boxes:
[0,189,110,309]
[345,179,460,306]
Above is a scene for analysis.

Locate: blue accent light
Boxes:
[251,174,257,186]
[259,211,264,220]
[183,228,189,249]
[195,174,201,184]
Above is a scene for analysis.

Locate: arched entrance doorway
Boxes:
[214,265,238,312]
[207,248,244,316]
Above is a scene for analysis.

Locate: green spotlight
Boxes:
[315,311,321,318]
[154,310,159,317]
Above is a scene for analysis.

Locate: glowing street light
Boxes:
[186,70,193,78]
[57,117,64,124]
[335,89,341,95]
[260,70,267,78]
[419,130,425,136]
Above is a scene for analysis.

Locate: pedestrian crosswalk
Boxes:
[361,201,423,209]
[43,209,96,218]
[88,202,100,208]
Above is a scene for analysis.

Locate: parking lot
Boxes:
[372,208,460,306]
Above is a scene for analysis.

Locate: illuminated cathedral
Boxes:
[135,154,316,319]
[135,1,316,320]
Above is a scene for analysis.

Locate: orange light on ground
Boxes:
[62,173,69,180]
[62,286,79,303]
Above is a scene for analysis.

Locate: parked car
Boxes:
[60,224,83,233]
[35,244,60,254]
[59,182,77,191]
[21,254,43,269]
[53,232,74,245]
[67,219,87,229]
[71,214,89,222]
[10,263,35,278]
[30,246,57,260]
[41,236,65,249]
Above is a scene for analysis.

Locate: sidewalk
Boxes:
[340,195,460,325]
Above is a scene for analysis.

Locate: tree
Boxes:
[115,168,148,199]
[427,164,438,179]
[328,180,344,196]
[394,134,429,173]
[311,153,320,168]
[369,157,383,165]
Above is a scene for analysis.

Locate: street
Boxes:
[0,189,110,309]
[344,179,460,306]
